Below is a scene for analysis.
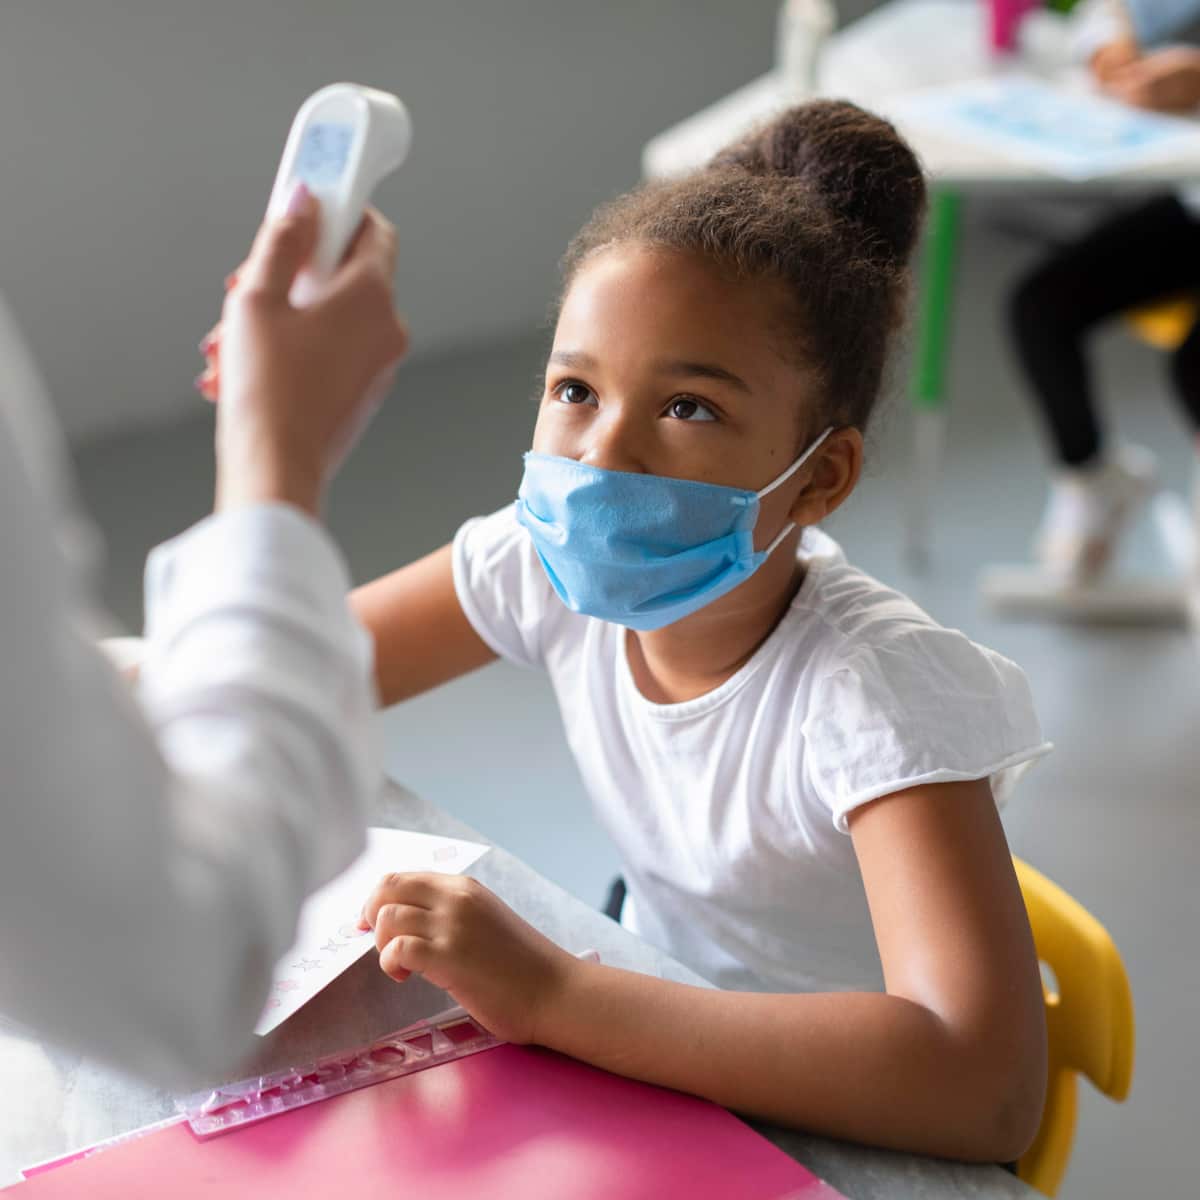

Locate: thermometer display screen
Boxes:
[295,122,354,186]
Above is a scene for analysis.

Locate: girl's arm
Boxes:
[361,777,1046,1163]
[544,777,1047,1161]
[350,543,497,706]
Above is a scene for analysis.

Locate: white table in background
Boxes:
[643,0,1200,567]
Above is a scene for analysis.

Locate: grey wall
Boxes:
[0,0,801,439]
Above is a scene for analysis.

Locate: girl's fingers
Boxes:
[359,872,442,930]
[379,933,434,983]
[372,902,435,954]
[1103,77,1144,106]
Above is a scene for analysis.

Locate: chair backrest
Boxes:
[1124,293,1200,351]
[1013,857,1135,1196]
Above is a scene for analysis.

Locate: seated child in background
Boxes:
[1013,0,1200,582]
[349,101,1051,1162]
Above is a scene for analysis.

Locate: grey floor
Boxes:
[73,205,1198,1198]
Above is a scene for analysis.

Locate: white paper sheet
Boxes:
[891,75,1200,180]
[254,827,489,1035]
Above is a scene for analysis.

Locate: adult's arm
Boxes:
[0,194,407,1083]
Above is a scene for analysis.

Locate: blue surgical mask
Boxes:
[515,428,833,631]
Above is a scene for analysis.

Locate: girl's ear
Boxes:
[787,427,864,527]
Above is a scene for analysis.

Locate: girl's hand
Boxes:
[1102,46,1200,112]
[1089,36,1140,85]
[357,873,577,1045]
[206,186,410,517]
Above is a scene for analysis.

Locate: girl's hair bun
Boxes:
[561,99,927,432]
[712,100,926,266]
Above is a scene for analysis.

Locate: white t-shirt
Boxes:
[453,505,1051,995]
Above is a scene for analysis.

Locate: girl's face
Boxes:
[534,244,832,549]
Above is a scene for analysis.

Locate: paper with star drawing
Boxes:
[255,826,489,1035]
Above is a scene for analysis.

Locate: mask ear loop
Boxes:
[756,426,835,556]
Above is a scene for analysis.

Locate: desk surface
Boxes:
[0,779,1033,1198]
[643,0,1200,190]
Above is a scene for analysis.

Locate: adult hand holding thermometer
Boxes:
[0,87,412,1087]
[202,84,412,516]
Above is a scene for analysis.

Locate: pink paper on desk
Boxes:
[10,1043,844,1199]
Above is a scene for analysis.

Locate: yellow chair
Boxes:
[1123,293,1199,351]
[1013,857,1136,1196]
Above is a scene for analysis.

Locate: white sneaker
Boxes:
[1034,444,1159,583]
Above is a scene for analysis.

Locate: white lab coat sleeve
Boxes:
[0,298,377,1085]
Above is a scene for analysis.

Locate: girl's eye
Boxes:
[666,397,716,423]
[556,382,596,407]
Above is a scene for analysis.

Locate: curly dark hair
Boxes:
[559,100,927,436]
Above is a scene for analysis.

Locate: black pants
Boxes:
[1009,195,1200,468]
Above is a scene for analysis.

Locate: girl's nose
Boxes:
[578,409,646,476]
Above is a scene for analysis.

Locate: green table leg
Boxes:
[906,187,962,568]
[910,188,962,412]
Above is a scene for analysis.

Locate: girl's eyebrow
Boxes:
[656,359,750,393]
[549,350,750,393]
[548,350,596,370]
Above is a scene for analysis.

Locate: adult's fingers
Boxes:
[237,184,321,301]
[327,208,398,297]
[195,366,218,402]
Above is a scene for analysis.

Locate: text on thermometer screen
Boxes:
[296,122,355,187]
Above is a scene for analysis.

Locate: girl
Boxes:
[351,101,1051,1163]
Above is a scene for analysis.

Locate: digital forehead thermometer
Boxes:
[267,83,411,300]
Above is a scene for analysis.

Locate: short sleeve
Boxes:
[451,503,557,670]
[801,629,1052,833]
